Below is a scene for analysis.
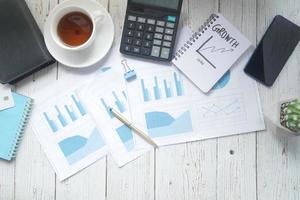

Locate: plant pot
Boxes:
[265,98,300,136]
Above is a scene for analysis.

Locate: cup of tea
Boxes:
[51,6,105,51]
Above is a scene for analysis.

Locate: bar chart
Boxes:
[100,90,127,119]
[140,72,184,102]
[43,93,87,133]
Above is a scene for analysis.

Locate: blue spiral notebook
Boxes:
[0,92,33,160]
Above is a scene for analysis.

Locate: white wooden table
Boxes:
[1,0,299,199]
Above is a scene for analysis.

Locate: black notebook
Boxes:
[0,0,55,84]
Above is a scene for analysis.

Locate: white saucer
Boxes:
[44,0,114,68]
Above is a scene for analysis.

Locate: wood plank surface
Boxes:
[216,0,257,200]
[256,0,300,200]
[13,0,58,199]
[105,1,155,200]
[54,0,108,199]
[0,160,14,200]
[155,1,218,200]
[0,0,299,199]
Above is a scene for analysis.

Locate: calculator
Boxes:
[120,0,183,62]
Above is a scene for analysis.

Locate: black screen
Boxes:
[131,0,180,10]
[244,15,300,86]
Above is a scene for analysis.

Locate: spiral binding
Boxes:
[8,99,34,159]
[173,14,219,60]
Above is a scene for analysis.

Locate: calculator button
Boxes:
[160,47,170,59]
[151,46,161,57]
[146,25,155,32]
[133,46,140,53]
[137,24,145,31]
[157,20,165,27]
[163,41,171,47]
[145,33,153,40]
[164,35,173,41]
[147,19,156,25]
[135,31,143,38]
[141,48,151,56]
[137,17,146,23]
[166,22,175,28]
[154,33,163,40]
[124,45,131,52]
[167,16,176,22]
[165,28,174,35]
[143,41,152,48]
[155,27,164,33]
[153,39,162,46]
[128,15,136,21]
[126,30,134,37]
[133,39,142,46]
[128,22,135,29]
[125,37,133,44]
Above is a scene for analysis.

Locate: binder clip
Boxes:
[121,59,136,81]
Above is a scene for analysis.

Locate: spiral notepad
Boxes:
[172,13,251,93]
[0,93,33,160]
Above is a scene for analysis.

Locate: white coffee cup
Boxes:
[51,6,105,51]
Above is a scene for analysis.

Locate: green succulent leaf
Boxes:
[281,99,300,132]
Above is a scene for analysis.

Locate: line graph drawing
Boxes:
[201,99,240,116]
[196,35,234,69]
[196,36,216,69]
[195,95,247,129]
[200,46,234,53]
[197,95,245,119]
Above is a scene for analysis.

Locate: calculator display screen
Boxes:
[131,0,180,10]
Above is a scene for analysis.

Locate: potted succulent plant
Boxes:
[279,99,300,136]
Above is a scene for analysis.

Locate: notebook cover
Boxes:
[172,14,251,93]
[0,0,55,84]
[0,93,33,160]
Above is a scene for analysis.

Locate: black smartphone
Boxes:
[244,15,300,86]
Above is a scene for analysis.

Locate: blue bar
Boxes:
[141,79,150,102]
[113,91,125,113]
[153,76,161,100]
[55,105,68,127]
[101,98,114,118]
[122,91,127,100]
[64,105,77,122]
[43,112,58,133]
[71,94,86,116]
[174,72,183,96]
[167,88,172,97]
[163,80,172,98]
